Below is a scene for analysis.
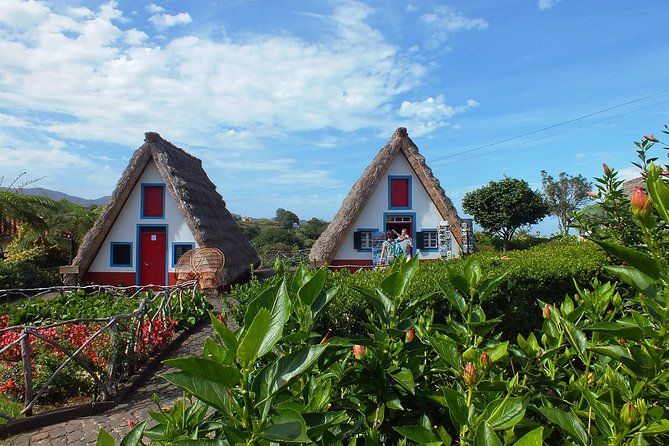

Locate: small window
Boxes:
[353,229,377,251]
[172,242,195,267]
[424,231,438,249]
[417,230,438,251]
[389,176,411,209]
[110,242,132,267]
[142,184,165,218]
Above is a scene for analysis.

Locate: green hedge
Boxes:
[224,238,608,339]
[0,261,59,290]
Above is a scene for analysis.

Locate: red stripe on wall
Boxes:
[84,272,179,287]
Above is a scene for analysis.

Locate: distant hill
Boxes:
[0,187,109,207]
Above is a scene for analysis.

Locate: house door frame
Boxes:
[384,213,416,256]
[136,225,168,287]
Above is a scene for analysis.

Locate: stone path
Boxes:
[0,298,226,446]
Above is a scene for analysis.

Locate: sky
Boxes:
[1,0,668,235]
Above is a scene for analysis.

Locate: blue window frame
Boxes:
[388,175,412,210]
[172,242,195,267]
[110,242,132,267]
[141,183,165,219]
[353,228,378,252]
[418,228,439,251]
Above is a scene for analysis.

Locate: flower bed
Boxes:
[0,282,210,420]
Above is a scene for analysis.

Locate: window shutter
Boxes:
[353,231,362,249]
[416,231,425,250]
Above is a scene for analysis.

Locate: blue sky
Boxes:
[1,0,668,235]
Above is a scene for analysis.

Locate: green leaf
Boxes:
[299,268,327,307]
[464,256,482,290]
[604,265,657,297]
[254,345,327,418]
[539,406,587,446]
[162,371,232,413]
[484,342,509,363]
[311,286,338,320]
[581,388,614,437]
[475,421,502,446]
[562,318,588,357]
[646,163,669,224]
[593,239,660,280]
[441,387,468,428]
[477,271,509,304]
[120,421,147,446]
[438,281,467,315]
[400,291,439,320]
[584,321,644,341]
[513,427,543,446]
[208,311,238,352]
[393,425,438,443]
[629,432,649,446]
[391,368,415,395]
[237,308,271,364]
[163,357,241,388]
[260,409,311,443]
[381,271,404,299]
[431,337,461,369]
[303,411,349,438]
[642,419,669,434]
[485,397,526,430]
[96,429,116,446]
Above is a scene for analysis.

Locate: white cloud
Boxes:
[0,0,476,167]
[618,167,642,181]
[397,95,479,136]
[420,5,488,50]
[538,0,563,10]
[146,3,192,30]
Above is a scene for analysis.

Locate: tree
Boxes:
[462,177,548,252]
[299,218,329,241]
[540,170,592,236]
[275,208,299,229]
[46,200,100,263]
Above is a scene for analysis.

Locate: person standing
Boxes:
[380,230,397,267]
[398,228,413,259]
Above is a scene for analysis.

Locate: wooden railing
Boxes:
[0,281,199,420]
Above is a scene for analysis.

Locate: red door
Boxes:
[139,227,166,287]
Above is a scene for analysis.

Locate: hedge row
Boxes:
[224,238,608,339]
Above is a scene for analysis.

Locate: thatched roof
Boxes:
[68,132,260,286]
[623,177,644,197]
[310,127,463,265]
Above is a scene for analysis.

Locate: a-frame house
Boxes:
[310,128,466,269]
[64,132,260,288]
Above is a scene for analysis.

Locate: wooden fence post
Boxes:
[21,329,33,416]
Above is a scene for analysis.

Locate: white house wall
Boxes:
[334,153,460,261]
[88,161,197,273]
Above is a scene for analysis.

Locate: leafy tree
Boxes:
[275,208,299,229]
[462,177,548,252]
[46,200,100,263]
[298,217,329,240]
[540,170,592,235]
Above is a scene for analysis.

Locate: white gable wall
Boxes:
[334,154,460,261]
[88,161,197,273]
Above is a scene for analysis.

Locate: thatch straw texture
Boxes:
[309,127,463,265]
[67,132,260,287]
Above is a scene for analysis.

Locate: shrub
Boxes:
[0,261,59,290]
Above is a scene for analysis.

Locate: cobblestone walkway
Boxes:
[1,298,227,446]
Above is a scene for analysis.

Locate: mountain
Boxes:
[0,187,109,207]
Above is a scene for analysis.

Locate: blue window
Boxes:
[172,242,195,267]
[110,242,132,267]
[353,228,378,252]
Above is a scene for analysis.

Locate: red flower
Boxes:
[602,163,611,174]
[631,187,651,219]
[463,362,477,387]
[644,135,658,142]
[586,191,598,199]
[352,345,365,360]
[127,419,137,429]
[405,327,415,343]
[542,304,551,320]
[481,352,490,371]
